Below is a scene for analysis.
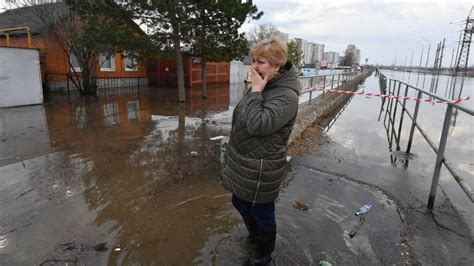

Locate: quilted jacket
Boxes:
[220,62,301,204]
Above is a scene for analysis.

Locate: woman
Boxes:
[220,37,301,265]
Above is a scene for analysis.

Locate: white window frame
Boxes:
[127,100,140,121]
[70,51,81,72]
[100,53,116,72]
[104,103,120,125]
[124,51,138,72]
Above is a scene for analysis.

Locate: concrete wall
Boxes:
[0,47,43,108]
[229,60,244,84]
[289,70,374,144]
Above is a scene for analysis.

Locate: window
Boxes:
[104,103,120,125]
[127,100,140,121]
[100,53,115,72]
[70,51,81,72]
[124,51,137,71]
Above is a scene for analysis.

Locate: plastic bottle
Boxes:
[355,204,373,216]
[319,260,333,266]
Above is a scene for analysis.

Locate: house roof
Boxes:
[0,3,69,35]
[0,3,146,37]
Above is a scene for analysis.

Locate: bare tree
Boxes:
[10,0,149,95]
[246,23,280,46]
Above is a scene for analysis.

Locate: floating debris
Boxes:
[355,204,373,216]
[319,260,333,266]
[210,136,225,141]
[293,200,309,211]
[94,242,107,252]
[190,151,199,156]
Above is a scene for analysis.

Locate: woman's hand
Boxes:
[250,66,272,92]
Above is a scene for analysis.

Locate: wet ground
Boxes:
[321,70,474,234]
[0,72,472,265]
[295,70,474,265]
[0,85,241,264]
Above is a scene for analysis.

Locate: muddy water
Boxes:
[0,84,247,264]
[1,79,404,265]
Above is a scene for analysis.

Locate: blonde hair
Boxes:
[251,37,288,68]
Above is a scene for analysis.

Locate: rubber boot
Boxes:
[242,215,258,244]
[250,229,276,265]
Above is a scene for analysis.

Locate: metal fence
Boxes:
[45,73,149,93]
[377,69,474,209]
[243,70,362,104]
[298,70,360,104]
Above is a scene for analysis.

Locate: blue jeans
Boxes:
[231,194,276,231]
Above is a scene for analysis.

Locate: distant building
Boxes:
[294,38,318,66]
[323,51,339,65]
[312,43,324,65]
[305,41,314,65]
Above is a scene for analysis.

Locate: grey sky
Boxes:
[1,0,472,66]
[242,0,473,66]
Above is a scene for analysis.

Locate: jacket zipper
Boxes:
[252,159,264,206]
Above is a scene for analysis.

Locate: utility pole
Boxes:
[454,7,473,74]
[404,55,408,70]
[433,42,440,71]
[449,47,455,70]
[424,43,431,74]
[419,47,424,69]
[438,38,446,71]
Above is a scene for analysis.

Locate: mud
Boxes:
[2,72,470,265]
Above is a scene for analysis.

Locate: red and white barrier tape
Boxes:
[301,86,471,105]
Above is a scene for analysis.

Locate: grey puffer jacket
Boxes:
[220,62,301,204]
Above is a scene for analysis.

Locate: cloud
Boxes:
[249,0,473,65]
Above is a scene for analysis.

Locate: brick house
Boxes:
[0,3,148,92]
[148,58,230,88]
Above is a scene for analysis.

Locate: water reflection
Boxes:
[0,84,243,264]
[323,69,473,176]
[0,105,51,166]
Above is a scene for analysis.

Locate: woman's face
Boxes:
[251,56,279,79]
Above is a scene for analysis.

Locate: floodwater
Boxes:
[0,79,404,265]
[319,70,474,231]
[0,85,244,264]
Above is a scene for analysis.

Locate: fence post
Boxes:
[383,79,393,124]
[389,82,402,144]
[396,84,410,150]
[331,74,335,89]
[427,104,453,210]
[406,90,423,154]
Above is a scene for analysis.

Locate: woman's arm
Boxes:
[245,90,298,136]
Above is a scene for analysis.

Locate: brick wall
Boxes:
[0,33,148,89]
[148,58,230,88]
